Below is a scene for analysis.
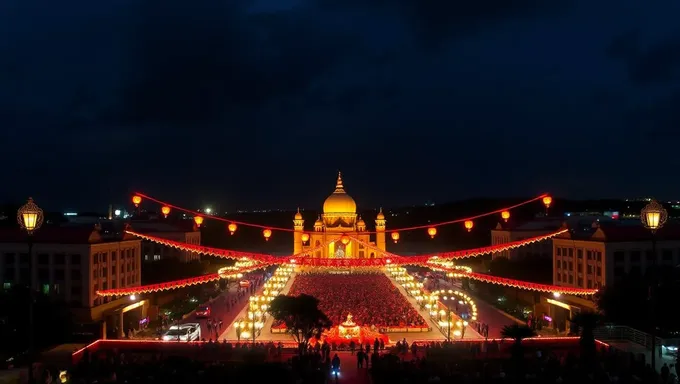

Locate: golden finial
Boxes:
[334,171,345,192]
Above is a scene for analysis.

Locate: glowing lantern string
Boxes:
[132,192,549,235]
[132,195,142,207]
[349,229,568,264]
[161,206,171,218]
[427,227,437,238]
[228,223,238,235]
[464,220,474,232]
[194,216,204,227]
[263,229,272,241]
[501,210,510,222]
[105,229,584,296]
[391,232,400,243]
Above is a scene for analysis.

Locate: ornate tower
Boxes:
[357,216,366,232]
[375,208,386,251]
[293,208,304,255]
[314,216,323,232]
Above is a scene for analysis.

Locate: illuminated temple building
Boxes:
[293,172,386,258]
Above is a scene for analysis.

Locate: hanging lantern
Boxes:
[194,216,204,227]
[641,200,667,232]
[391,232,400,243]
[464,220,474,232]
[542,196,552,208]
[228,223,238,235]
[301,233,310,243]
[427,227,437,239]
[340,235,350,245]
[161,206,171,218]
[132,195,142,207]
[263,229,272,241]
[501,210,510,222]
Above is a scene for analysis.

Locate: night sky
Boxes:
[2,1,680,212]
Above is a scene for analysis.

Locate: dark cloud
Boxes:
[627,91,680,140]
[605,30,639,60]
[317,0,574,49]
[116,0,365,127]
[609,31,680,85]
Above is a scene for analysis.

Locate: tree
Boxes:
[571,312,602,368]
[501,324,536,376]
[596,270,680,334]
[268,294,332,355]
[0,286,73,354]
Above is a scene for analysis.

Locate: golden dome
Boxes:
[294,208,302,220]
[357,216,366,226]
[314,216,323,226]
[376,208,385,220]
[323,172,357,214]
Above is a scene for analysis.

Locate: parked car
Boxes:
[195,306,211,318]
[162,323,201,342]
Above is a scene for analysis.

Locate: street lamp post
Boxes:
[17,198,44,384]
[641,200,667,372]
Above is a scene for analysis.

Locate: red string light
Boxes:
[125,230,335,264]
[347,229,568,264]
[112,228,586,297]
[96,273,222,297]
[442,268,597,296]
[132,192,549,235]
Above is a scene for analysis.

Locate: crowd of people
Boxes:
[66,342,331,384]
[370,341,680,383]
[62,339,679,384]
[287,272,427,327]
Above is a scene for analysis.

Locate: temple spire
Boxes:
[334,171,345,192]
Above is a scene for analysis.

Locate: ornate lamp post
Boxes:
[641,199,667,371]
[17,197,44,384]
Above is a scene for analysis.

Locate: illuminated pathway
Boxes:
[219,272,297,341]
[385,272,480,341]
[440,279,522,339]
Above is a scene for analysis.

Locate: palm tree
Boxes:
[501,324,536,375]
[570,312,602,364]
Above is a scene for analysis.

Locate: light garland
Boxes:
[96,273,222,297]
[115,227,590,298]
[125,230,335,264]
[429,289,478,322]
[349,229,568,264]
[131,192,550,236]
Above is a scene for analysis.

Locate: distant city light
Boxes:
[64,212,78,216]
[205,208,212,214]
[114,209,122,216]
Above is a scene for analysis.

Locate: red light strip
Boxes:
[456,270,597,296]
[96,272,222,297]
[119,228,590,295]
[133,192,548,235]
[407,228,569,263]
[348,228,568,264]
[96,236,337,297]
[125,230,333,263]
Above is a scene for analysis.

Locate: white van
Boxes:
[162,323,201,341]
